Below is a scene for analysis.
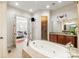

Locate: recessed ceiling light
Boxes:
[58,0,62,3]
[29,9,33,12]
[15,2,19,6]
[46,5,50,9]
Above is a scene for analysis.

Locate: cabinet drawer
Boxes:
[49,34,57,43]
[66,36,77,47]
[57,35,65,45]
[66,36,74,44]
[49,33,77,48]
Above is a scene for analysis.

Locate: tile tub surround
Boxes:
[22,40,71,58]
[22,47,47,58]
[22,43,79,58]
[70,48,79,57]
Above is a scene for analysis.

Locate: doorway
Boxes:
[15,16,28,43]
[41,16,48,40]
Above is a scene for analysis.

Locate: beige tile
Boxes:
[7,39,27,58]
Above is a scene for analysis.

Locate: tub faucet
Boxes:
[27,34,32,46]
[27,38,30,46]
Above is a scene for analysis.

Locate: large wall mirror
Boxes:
[62,18,77,35]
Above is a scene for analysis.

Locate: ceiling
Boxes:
[8,1,76,13]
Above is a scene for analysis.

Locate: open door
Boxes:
[0,2,7,57]
[41,16,48,40]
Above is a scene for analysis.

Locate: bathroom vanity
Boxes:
[49,32,77,48]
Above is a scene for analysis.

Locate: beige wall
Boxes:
[7,2,78,47]
[32,10,50,40]
[31,3,78,40]
[49,3,78,32]
[7,6,31,48]
[77,2,79,48]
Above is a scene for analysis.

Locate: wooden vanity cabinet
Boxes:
[57,35,65,45]
[49,34,77,48]
[49,34,57,43]
[65,36,77,47]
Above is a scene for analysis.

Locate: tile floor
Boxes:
[7,38,27,58]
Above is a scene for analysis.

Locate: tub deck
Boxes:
[22,46,48,58]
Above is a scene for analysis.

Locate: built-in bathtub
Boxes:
[29,40,71,58]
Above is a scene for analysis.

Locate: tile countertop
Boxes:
[49,32,77,37]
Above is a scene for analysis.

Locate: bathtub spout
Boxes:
[27,38,32,46]
[27,33,32,46]
[26,39,30,46]
[26,42,29,46]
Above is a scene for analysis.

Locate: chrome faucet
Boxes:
[27,39,30,46]
[26,34,32,46]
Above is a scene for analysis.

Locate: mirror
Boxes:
[62,18,77,35]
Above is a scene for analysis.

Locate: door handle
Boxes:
[0,37,3,39]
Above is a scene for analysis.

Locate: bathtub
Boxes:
[29,40,71,58]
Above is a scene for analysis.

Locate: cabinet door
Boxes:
[49,34,57,43]
[66,36,74,44]
[57,35,65,45]
[66,36,77,47]
[49,34,52,40]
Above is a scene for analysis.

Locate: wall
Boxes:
[77,2,79,48]
[7,3,78,48]
[50,3,78,32]
[7,6,31,48]
[33,10,50,40]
